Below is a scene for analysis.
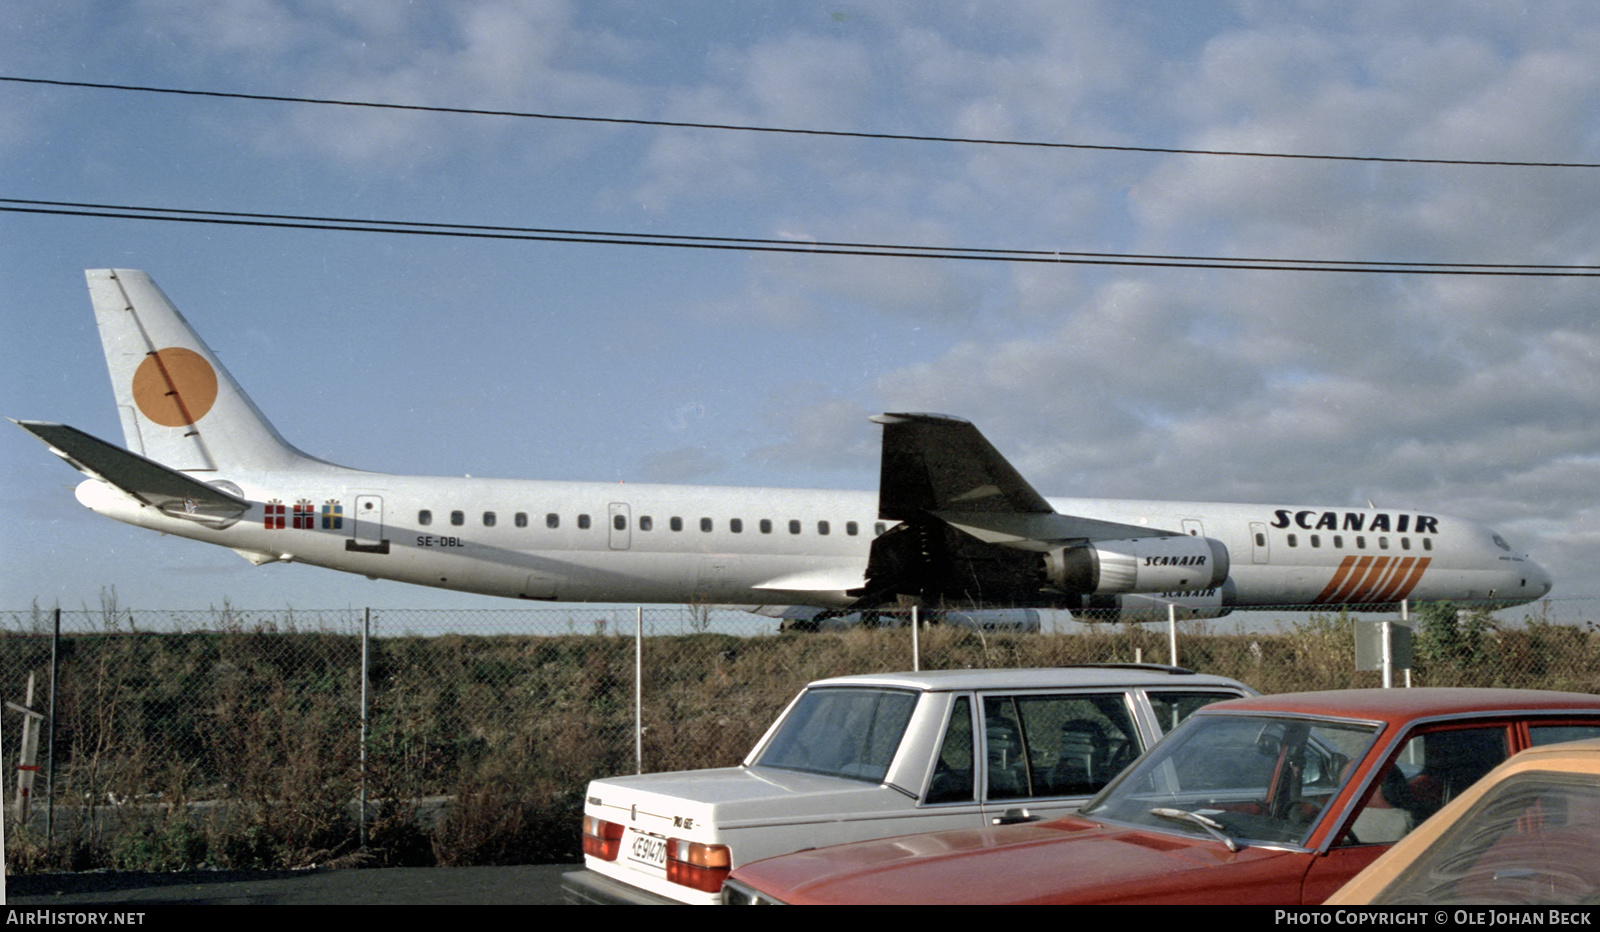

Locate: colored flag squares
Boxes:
[262,498,343,530]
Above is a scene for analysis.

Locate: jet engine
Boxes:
[1043,536,1229,595]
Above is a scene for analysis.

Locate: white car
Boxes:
[562,664,1254,904]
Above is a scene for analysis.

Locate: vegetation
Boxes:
[3,601,1594,873]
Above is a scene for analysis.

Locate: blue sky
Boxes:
[2,1,1597,614]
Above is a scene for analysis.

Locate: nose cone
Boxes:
[1526,559,1554,598]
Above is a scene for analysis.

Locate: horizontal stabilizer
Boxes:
[12,420,249,524]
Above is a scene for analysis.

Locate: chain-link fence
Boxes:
[3,597,1596,873]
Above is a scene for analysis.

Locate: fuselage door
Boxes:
[1249,521,1269,564]
[349,494,389,553]
[608,502,631,551]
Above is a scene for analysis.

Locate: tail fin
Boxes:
[88,269,324,474]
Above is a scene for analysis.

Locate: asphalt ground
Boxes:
[4,864,572,906]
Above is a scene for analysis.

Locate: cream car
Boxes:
[562,664,1253,904]
[1326,737,1600,906]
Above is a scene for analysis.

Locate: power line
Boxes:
[5,198,1596,276]
[6,75,1598,170]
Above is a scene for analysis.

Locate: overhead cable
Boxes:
[5,75,1597,169]
[4,198,1596,276]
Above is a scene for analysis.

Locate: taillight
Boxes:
[665,839,732,893]
[582,815,623,861]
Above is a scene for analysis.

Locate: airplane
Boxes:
[13,269,1552,626]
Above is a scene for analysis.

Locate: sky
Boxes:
[1,1,1597,618]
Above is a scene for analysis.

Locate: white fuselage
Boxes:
[74,462,1553,611]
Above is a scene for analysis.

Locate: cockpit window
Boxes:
[1492,534,1511,552]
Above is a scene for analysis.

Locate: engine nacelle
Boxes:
[1044,536,1229,595]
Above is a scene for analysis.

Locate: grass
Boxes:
[4,601,1594,872]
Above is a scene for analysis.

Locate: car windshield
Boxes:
[1371,771,1600,905]
[753,687,920,783]
[1081,712,1379,847]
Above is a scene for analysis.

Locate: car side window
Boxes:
[924,696,975,804]
[1147,691,1246,735]
[1529,723,1600,746]
[983,694,1140,801]
[1340,725,1511,847]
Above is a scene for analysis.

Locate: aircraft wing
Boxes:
[871,413,1170,547]
[12,420,249,524]
[857,413,1190,610]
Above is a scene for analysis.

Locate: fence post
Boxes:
[911,606,920,671]
[1168,603,1178,667]
[635,607,643,775]
[48,606,59,841]
[360,607,370,847]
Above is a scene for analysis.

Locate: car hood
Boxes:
[730,815,1312,905]
[587,766,921,835]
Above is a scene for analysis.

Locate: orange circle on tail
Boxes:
[132,348,219,427]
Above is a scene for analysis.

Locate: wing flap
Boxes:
[12,420,249,523]
[934,510,1177,549]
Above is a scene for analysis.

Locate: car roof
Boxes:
[1496,736,1600,771]
[1195,687,1600,725]
[804,665,1253,693]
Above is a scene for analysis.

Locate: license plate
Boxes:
[625,829,667,871]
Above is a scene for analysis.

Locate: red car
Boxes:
[723,689,1600,905]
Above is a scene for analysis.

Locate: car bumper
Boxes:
[561,869,688,906]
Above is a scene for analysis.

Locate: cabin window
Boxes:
[418,510,432,526]
[1356,536,1367,549]
[514,512,527,528]
[817,521,830,536]
[546,513,559,529]
[1287,534,1298,547]
[875,522,887,536]
[482,511,496,527]
[1334,535,1344,548]
[1254,532,1266,547]
[639,516,652,531]
[1423,538,1433,551]
[451,510,465,526]
[789,520,801,535]
[1379,537,1389,550]
[730,518,743,533]
[578,514,591,530]
[1310,534,1321,548]
[846,521,858,536]
[670,517,683,532]
[1401,537,1411,550]
[613,514,627,531]
[700,517,712,532]
[759,519,772,534]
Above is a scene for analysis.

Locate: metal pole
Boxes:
[635,607,643,775]
[1168,603,1178,667]
[47,607,59,841]
[911,606,920,671]
[1399,600,1411,688]
[360,607,370,847]
[1381,620,1394,689]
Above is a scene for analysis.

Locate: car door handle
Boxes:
[991,807,1041,825]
